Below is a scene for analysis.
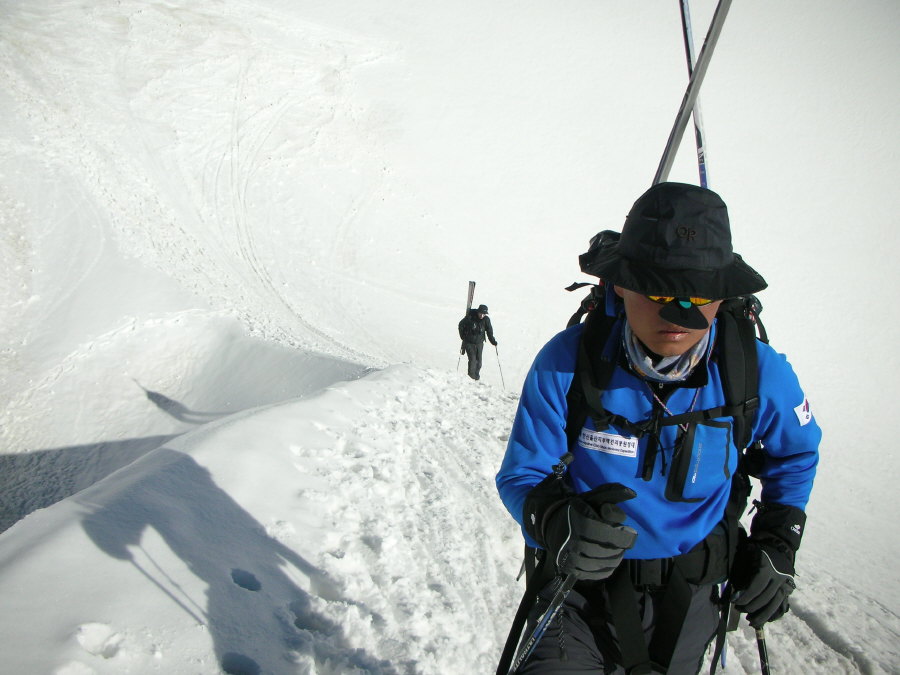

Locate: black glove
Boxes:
[490,339,498,346]
[732,542,795,627]
[732,502,806,628]
[524,478,637,581]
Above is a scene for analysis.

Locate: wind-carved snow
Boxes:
[1,366,525,673]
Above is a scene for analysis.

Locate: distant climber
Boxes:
[458,304,497,380]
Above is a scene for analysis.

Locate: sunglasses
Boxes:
[646,295,715,308]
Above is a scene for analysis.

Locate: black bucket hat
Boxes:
[579,182,767,302]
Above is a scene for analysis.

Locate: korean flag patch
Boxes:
[794,398,812,426]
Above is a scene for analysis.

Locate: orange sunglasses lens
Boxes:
[646,295,714,307]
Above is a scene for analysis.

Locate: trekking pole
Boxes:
[494,345,506,390]
[756,627,771,675]
[506,574,576,674]
[496,454,574,675]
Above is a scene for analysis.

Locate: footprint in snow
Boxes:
[230,568,262,591]
[221,651,261,675]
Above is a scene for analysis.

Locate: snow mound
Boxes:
[0,366,524,674]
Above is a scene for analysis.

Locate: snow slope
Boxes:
[1,0,899,673]
[0,366,523,674]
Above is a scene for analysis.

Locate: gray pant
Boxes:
[464,342,484,380]
[519,581,720,675]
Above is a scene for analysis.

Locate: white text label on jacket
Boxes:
[578,428,639,457]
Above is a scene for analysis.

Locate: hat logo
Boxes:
[676,225,696,241]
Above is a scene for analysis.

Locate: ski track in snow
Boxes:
[2,0,390,364]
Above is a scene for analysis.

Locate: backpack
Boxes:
[497,282,767,675]
[459,310,487,343]
[567,282,767,673]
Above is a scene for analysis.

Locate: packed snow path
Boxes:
[2,367,897,673]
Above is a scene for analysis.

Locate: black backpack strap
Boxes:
[514,298,766,674]
[565,282,605,328]
[566,310,659,674]
[605,566,653,674]
[715,297,763,451]
[581,299,766,674]
[647,563,694,672]
[707,296,766,673]
[495,546,553,675]
[565,309,620,449]
[498,311,618,675]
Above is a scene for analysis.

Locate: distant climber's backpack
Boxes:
[459,311,486,343]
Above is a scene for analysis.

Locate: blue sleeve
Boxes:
[752,342,821,510]
[495,325,581,546]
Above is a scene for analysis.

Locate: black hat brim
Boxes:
[580,231,767,299]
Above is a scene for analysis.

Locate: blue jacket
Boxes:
[496,318,820,560]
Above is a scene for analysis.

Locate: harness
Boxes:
[498,292,766,675]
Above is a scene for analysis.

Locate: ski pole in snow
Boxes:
[653,0,732,185]
[679,0,710,188]
[494,345,506,390]
[756,627,771,675]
